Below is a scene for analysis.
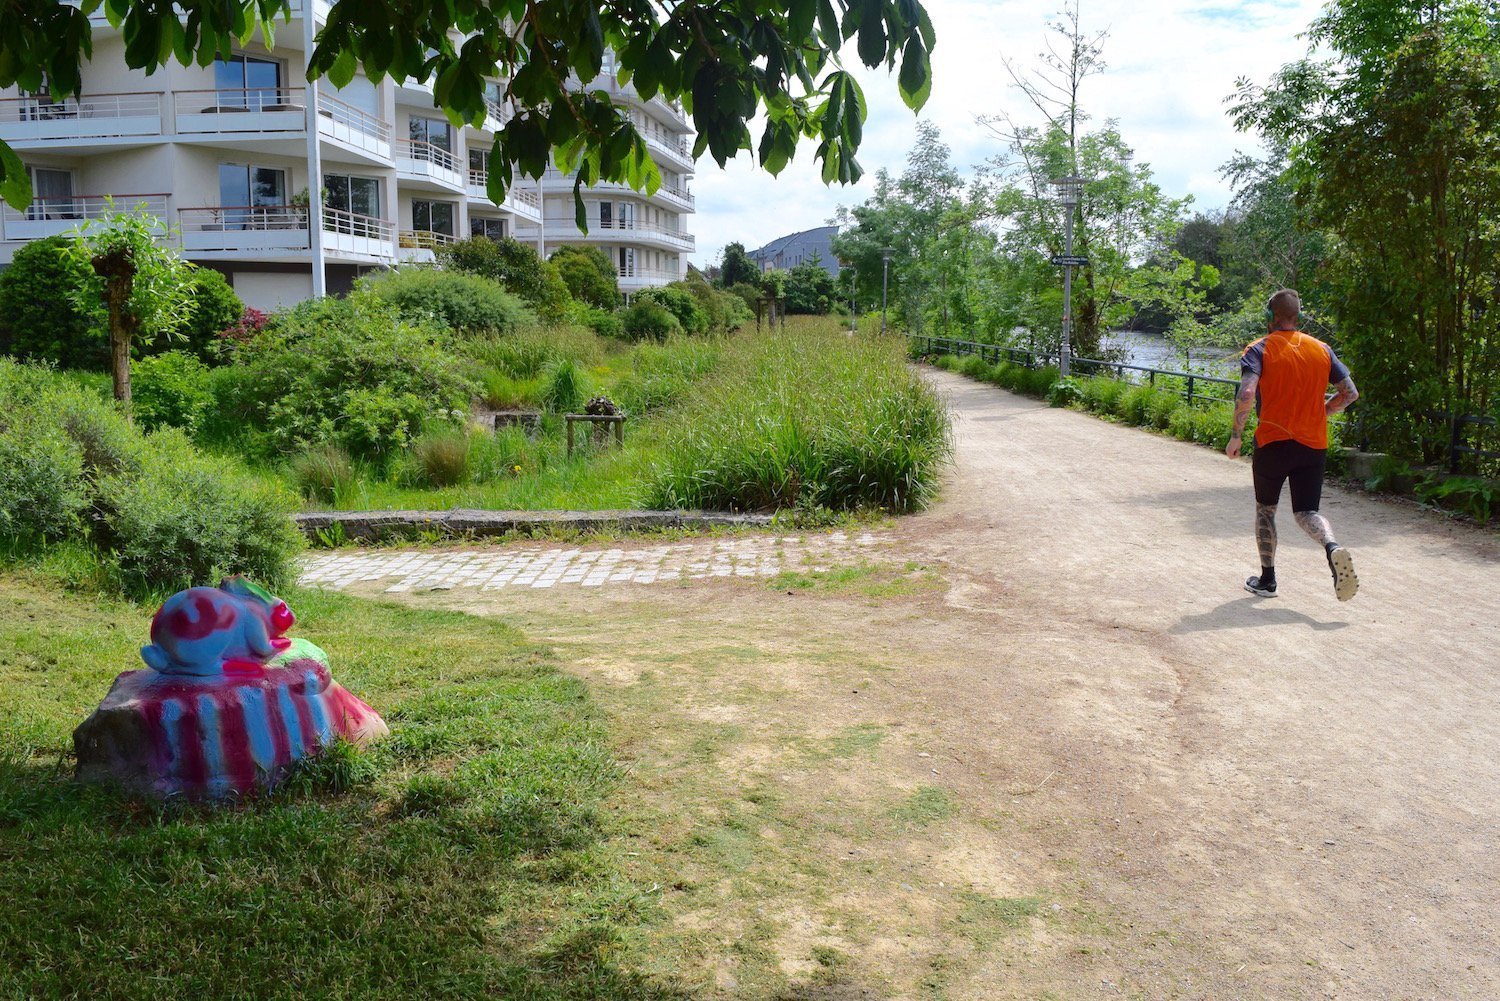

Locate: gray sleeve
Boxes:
[1241,340,1264,378]
[1327,345,1350,384]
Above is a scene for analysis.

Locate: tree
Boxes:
[437,236,571,320]
[550,245,621,310]
[783,257,836,314]
[719,242,760,289]
[0,0,936,219]
[64,208,198,413]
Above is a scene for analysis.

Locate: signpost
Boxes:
[1048,176,1086,377]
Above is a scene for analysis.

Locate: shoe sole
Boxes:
[1329,548,1358,602]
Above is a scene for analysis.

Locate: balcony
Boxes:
[179,204,310,253]
[0,92,163,144]
[175,88,307,135]
[534,167,693,212]
[315,92,391,160]
[552,217,695,252]
[396,139,463,192]
[1,193,168,241]
[396,228,455,263]
[618,264,685,289]
[323,206,395,260]
[466,169,542,221]
[643,131,694,170]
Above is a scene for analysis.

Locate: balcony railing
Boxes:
[2,193,168,240]
[594,218,695,250]
[396,138,459,174]
[399,229,456,249]
[179,204,311,252]
[174,88,308,135]
[323,206,395,241]
[617,265,684,282]
[466,169,541,209]
[0,91,163,140]
[316,92,392,147]
[533,167,693,209]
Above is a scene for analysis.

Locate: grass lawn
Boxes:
[0,573,681,999]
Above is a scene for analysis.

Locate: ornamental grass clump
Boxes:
[290,444,357,503]
[644,325,951,513]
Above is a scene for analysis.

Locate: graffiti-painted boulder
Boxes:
[74,577,388,799]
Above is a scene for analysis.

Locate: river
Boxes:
[1099,330,1242,379]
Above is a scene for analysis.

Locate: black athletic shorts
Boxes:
[1252,440,1327,511]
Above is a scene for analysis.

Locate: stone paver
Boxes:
[299,530,886,593]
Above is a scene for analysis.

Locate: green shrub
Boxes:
[645,326,951,513]
[0,415,87,544]
[635,287,707,335]
[131,351,214,434]
[1416,475,1497,524]
[675,273,751,332]
[1194,405,1238,450]
[462,327,603,378]
[541,358,589,415]
[97,428,302,596]
[1048,376,1083,408]
[1146,389,1181,430]
[578,306,624,340]
[154,268,243,362]
[959,354,990,379]
[400,429,472,488]
[361,267,534,335]
[1119,384,1157,425]
[234,296,475,459]
[1168,406,1198,441]
[549,245,622,310]
[621,301,682,342]
[289,444,357,504]
[436,237,572,321]
[614,337,722,415]
[0,236,106,369]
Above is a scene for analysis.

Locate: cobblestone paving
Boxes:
[300,530,886,593]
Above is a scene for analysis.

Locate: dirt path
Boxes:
[324,369,1499,999]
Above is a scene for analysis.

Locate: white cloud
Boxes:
[686,0,1325,268]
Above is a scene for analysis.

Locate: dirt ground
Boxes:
[337,369,1500,999]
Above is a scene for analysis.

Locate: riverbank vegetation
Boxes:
[826,0,1498,476]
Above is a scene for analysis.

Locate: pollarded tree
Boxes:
[0,0,936,220]
[64,208,198,414]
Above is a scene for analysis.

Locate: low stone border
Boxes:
[293,509,775,543]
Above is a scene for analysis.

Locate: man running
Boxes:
[1226,289,1361,601]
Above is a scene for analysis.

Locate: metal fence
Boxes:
[911,334,1499,477]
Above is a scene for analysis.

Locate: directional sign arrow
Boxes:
[1050,255,1090,267]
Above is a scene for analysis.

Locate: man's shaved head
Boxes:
[1269,289,1302,327]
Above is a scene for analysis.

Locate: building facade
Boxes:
[513,54,695,295]
[748,225,840,278]
[0,8,693,309]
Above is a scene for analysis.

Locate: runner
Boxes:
[1226,289,1361,601]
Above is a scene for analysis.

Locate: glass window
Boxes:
[468,148,488,175]
[324,173,380,218]
[618,202,635,228]
[412,200,455,236]
[27,166,74,219]
[408,117,452,152]
[470,216,506,241]
[600,202,612,228]
[214,54,282,108]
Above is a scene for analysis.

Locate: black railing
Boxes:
[910,334,1239,408]
[912,334,1499,478]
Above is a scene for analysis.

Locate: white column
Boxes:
[303,9,326,297]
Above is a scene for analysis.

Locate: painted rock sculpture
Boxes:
[74,577,388,799]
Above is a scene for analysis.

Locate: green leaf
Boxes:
[0,141,32,211]
[328,47,357,88]
[897,37,931,111]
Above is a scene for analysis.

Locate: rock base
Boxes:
[74,639,388,800]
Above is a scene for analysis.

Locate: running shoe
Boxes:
[1327,546,1358,602]
[1244,575,1277,597]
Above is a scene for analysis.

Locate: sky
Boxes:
[685,0,1328,269]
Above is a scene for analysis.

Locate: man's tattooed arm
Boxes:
[1326,377,1359,415]
[1227,371,1259,458]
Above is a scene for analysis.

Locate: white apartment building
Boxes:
[0,6,695,309]
[514,54,696,295]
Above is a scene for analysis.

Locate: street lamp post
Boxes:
[1049,176,1084,377]
[880,247,893,335]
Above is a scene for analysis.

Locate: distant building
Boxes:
[748,225,839,278]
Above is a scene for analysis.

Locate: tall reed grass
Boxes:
[644,322,951,513]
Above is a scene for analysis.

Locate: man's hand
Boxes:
[1226,434,1242,459]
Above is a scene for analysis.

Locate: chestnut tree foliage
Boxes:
[0,0,935,224]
